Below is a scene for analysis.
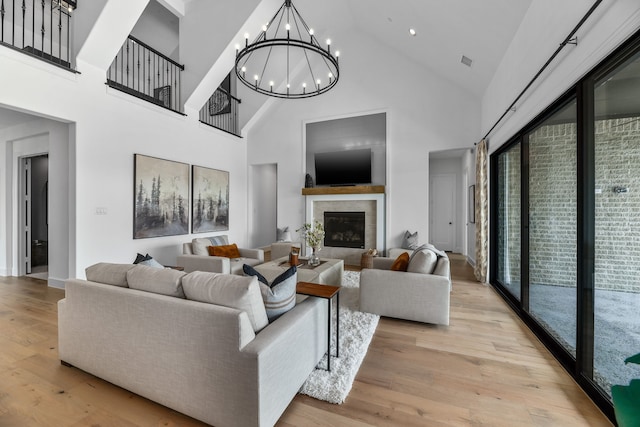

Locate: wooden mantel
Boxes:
[301,185,385,196]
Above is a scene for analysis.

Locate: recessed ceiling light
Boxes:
[409,28,416,36]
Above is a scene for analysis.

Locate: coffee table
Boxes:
[253,256,343,286]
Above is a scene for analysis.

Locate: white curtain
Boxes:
[474,139,489,283]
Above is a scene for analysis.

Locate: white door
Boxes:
[430,173,456,251]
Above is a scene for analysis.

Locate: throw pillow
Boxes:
[133,253,152,264]
[390,252,410,272]
[85,263,136,287]
[139,257,164,269]
[127,265,186,298]
[192,238,212,256]
[243,264,297,322]
[277,226,292,242]
[208,235,229,246]
[181,271,269,333]
[208,243,241,258]
[407,249,438,274]
[402,230,419,250]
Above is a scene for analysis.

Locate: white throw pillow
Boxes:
[182,271,269,333]
[192,238,212,256]
[407,249,437,274]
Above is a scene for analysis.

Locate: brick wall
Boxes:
[522,117,640,292]
[529,123,577,288]
[594,117,640,292]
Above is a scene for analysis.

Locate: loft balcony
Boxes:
[106,35,185,115]
[0,0,75,69]
[199,85,241,137]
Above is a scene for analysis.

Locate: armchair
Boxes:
[177,236,264,275]
[359,250,451,325]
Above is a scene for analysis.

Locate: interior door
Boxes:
[430,173,456,251]
[21,158,32,274]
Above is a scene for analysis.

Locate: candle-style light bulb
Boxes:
[244,32,250,47]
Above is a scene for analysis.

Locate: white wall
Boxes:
[483,0,640,151]
[0,46,250,281]
[246,30,481,251]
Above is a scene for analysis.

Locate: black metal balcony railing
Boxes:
[107,35,184,114]
[199,87,241,137]
[0,0,74,68]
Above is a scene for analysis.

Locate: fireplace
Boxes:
[324,211,365,249]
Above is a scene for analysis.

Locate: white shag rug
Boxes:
[299,270,379,404]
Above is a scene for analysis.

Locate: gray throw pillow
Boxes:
[277,226,292,242]
[407,249,438,274]
[402,230,419,250]
[243,264,297,322]
[139,257,164,269]
[192,238,212,256]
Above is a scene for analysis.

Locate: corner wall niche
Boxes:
[303,186,385,265]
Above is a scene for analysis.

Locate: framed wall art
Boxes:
[134,154,190,239]
[192,165,229,233]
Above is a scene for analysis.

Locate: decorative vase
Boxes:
[308,247,321,266]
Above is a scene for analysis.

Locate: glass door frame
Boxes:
[489,29,640,423]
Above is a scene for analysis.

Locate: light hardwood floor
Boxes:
[0,256,612,426]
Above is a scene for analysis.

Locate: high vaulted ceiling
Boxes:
[236,0,534,98]
[1,0,534,129]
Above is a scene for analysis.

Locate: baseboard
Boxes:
[48,277,65,289]
[466,256,476,267]
[0,268,12,276]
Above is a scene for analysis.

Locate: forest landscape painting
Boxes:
[134,154,190,239]
[192,165,229,233]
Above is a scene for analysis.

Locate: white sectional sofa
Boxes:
[58,263,327,427]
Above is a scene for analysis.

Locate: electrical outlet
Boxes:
[96,207,108,215]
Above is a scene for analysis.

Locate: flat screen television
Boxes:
[314,148,372,186]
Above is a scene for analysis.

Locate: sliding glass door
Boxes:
[496,143,521,301]
[490,30,640,422]
[527,100,578,356]
[593,50,640,395]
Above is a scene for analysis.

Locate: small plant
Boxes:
[297,220,325,249]
[611,353,640,427]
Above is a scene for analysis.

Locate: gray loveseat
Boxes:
[177,235,264,275]
[58,263,327,427]
[359,246,451,325]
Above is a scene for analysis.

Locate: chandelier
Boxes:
[234,0,340,99]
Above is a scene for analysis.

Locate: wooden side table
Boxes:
[296,281,341,372]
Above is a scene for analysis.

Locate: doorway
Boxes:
[249,163,277,248]
[21,155,49,279]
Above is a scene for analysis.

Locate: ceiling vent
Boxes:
[461,55,473,67]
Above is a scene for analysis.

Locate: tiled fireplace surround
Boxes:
[304,188,385,265]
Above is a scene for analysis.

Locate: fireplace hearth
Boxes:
[324,211,365,249]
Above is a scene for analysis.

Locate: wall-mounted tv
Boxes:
[314,148,372,186]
